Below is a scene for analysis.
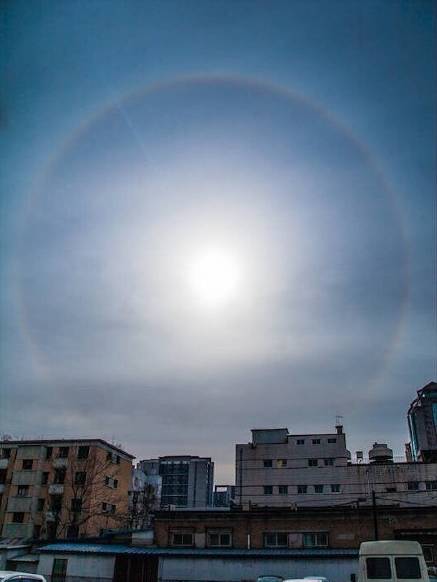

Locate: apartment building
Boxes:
[139,456,214,508]
[235,426,437,508]
[408,381,437,462]
[0,439,134,539]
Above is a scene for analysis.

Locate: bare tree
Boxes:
[44,448,124,539]
[127,483,158,530]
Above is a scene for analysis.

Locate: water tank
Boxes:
[369,442,393,464]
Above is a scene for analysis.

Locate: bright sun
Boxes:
[188,247,241,308]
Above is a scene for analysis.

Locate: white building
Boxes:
[235,426,437,508]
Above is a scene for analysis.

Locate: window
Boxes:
[314,484,324,493]
[303,532,328,547]
[102,502,107,512]
[263,485,273,495]
[386,487,397,493]
[12,512,24,523]
[71,498,82,512]
[111,504,116,513]
[54,468,66,484]
[171,531,194,546]
[407,481,419,491]
[37,498,45,511]
[77,446,89,459]
[328,438,337,443]
[113,479,118,489]
[52,557,68,582]
[395,557,421,579]
[75,471,86,485]
[297,485,307,494]
[308,459,318,467]
[297,439,305,445]
[263,532,288,548]
[0,469,6,484]
[0,448,11,458]
[278,485,288,495]
[426,480,437,491]
[41,472,49,485]
[207,530,232,547]
[45,446,53,459]
[331,484,340,493]
[17,485,29,497]
[22,459,33,470]
[366,557,392,579]
[263,459,273,468]
[324,458,334,466]
[276,459,287,468]
[312,439,321,445]
[58,447,69,458]
[33,524,42,539]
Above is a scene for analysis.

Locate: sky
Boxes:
[1,0,436,482]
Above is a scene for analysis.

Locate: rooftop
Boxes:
[0,438,135,459]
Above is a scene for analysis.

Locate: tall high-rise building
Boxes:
[408,381,437,462]
[139,456,214,508]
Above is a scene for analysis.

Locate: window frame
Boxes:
[206,529,232,548]
[170,530,194,547]
[303,532,328,548]
[263,485,273,495]
[394,557,422,579]
[278,485,288,495]
[263,531,289,548]
[366,557,392,579]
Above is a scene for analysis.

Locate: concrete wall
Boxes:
[160,556,358,582]
[236,432,437,507]
[38,553,115,582]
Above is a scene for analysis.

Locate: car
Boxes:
[0,573,46,581]
[257,576,285,582]
[304,577,329,582]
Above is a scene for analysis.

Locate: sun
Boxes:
[188,247,241,308]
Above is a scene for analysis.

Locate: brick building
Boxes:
[0,439,134,539]
[153,506,437,566]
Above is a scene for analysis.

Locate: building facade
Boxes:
[139,456,214,509]
[408,381,437,462]
[235,426,437,508]
[153,506,437,561]
[0,439,134,539]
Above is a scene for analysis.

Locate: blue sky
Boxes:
[1,1,435,480]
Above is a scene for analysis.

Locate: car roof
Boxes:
[360,541,423,556]
[0,573,44,579]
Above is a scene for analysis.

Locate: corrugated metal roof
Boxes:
[39,543,358,559]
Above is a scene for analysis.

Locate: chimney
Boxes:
[336,424,343,435]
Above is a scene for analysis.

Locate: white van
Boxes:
[359,541,429,582]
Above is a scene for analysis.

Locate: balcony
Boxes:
[52,457,68,469]
[2,523,34,538]
[49,483,64,495]
[0,458,9,469]
[11,471,38,486]
[7,496,33,512]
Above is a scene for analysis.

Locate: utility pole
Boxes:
[372,490,379,540]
